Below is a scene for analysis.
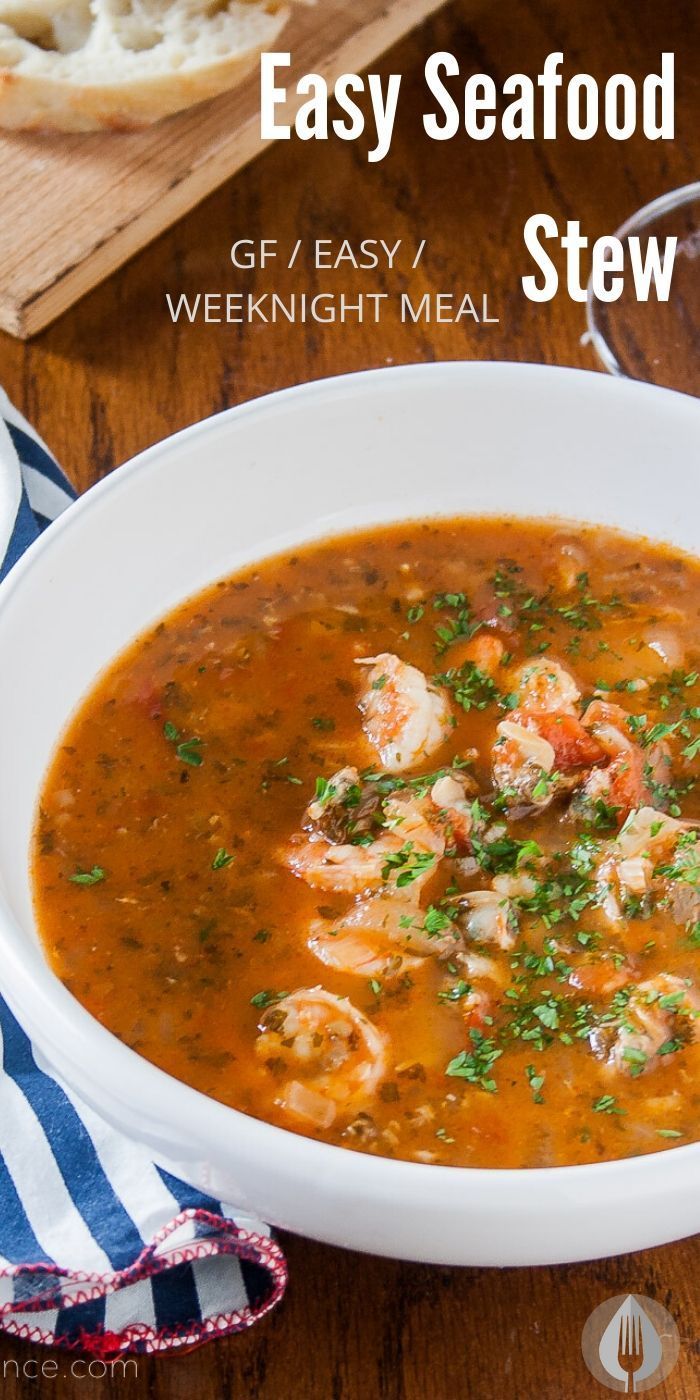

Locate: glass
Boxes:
[587,182,700,396]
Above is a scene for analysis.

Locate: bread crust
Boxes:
[0,3,289,132]
[0,51,263,131]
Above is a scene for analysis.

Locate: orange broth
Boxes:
[32,518,700,1168]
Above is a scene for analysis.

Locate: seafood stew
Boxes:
[32,518,700,1169]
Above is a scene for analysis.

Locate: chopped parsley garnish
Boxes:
[433,660,518,714]
[533,1000,560,1030]
[486,564,626,655]
[445,1029,502,1092]
[381,842,436,887]
[584,798,622,830]
[311,715,335,732]
[163,721,204,766]
[656,831,700,886]
[471,829,541,876]
[531,769,560,802]
[250,989,287,1009]
[526,1064,545,1103]
[622,1046,648,1076]
[435,1126,455,1143]
[314,776,336,806]
[211,847,235,870]
[358,758,473,801]
[69,866,105,886]
[176,738,203,766]
[625,696,700,768]
[438,979,472,1003]
[592,1094,626,1115]
[432,592,482,655]
[509,850,597,927]
[576,930,601,948]
[655,989,685,1009]
[555,575,624,633]
[422,905,455,936]
[261,756,303,790]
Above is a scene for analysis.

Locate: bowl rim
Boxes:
[3,357,700,1190]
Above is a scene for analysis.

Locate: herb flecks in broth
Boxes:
[32,520,700,1168]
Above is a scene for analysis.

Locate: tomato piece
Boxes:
[523,712,607,772]
[606,746,650,814]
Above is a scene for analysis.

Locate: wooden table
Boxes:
[1,0,699,1394]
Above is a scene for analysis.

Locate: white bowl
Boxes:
[1,362,699,1267]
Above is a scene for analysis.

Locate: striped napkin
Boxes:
[0,390,286,1355]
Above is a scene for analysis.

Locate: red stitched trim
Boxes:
[0,1211,288,1355]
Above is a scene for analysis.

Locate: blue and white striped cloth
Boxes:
[0,390,286,1355]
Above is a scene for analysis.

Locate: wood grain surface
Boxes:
[0,0,447,339]
[0,0,699,1394]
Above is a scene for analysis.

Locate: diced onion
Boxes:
[497,720,556,772]
[643,628,684,669]
[617,856,653,896]
[282,1080,337,1129]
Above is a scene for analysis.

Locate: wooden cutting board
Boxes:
[0,0,447,339]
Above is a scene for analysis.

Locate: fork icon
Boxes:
[618,1312,645,1393]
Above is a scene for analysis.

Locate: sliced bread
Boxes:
[0,0,290,132]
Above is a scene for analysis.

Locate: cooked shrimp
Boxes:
[450,889,518,950]
[582,747,649,818]
[284,795,444,895]
[255,987,389,1126]
[447,632,505,676]
[308,895,426,978]
[593,808,693,923]
[617,807,691,860]
[381,794,446,889]
[450,952,506,1031]
[510,659,580,715]
[491,658,595,810]
[285,835,389,894]
[492,872,540,898]
[492,719,558,810]
[582,699,630,733]
[356,653,452,772]
[596,974,700,1076]
[615,809,700,927]
[383,794,446,852]
[429,771,478,849]
[579,701,652,817]
[568,958,634,998]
